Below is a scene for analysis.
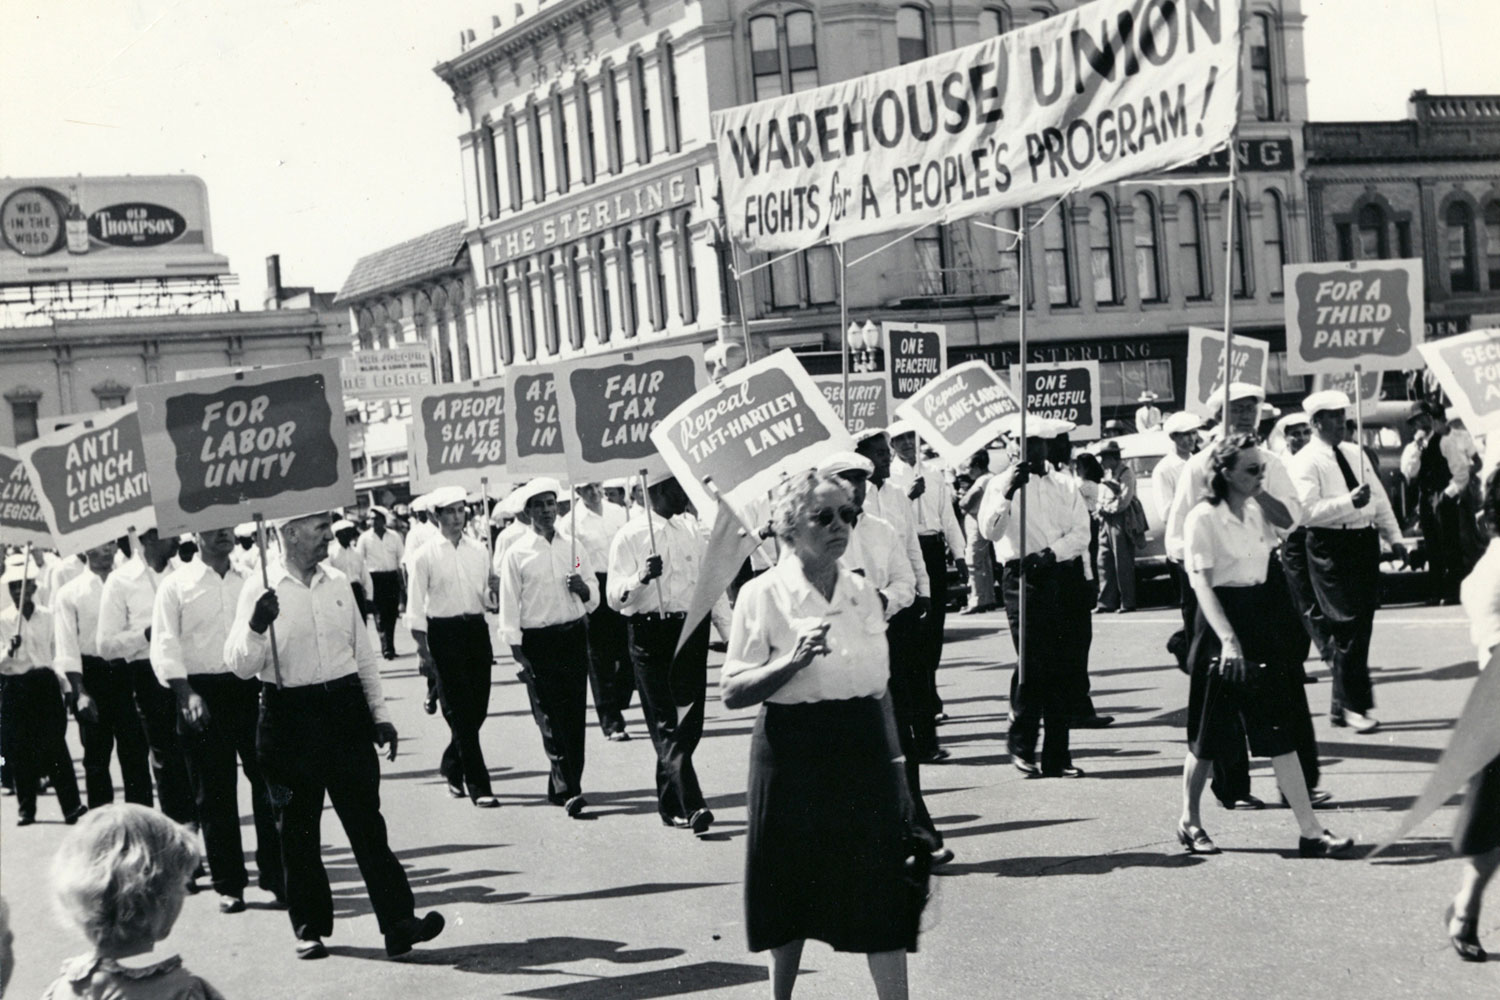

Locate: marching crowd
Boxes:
[3,377,1499,998]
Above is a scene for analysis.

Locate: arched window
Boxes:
[505,113,525,210]
[1177,192,1206,301]
[1088,194,1118,305]
[1484,201,1500,290]
[650,219,669,331]
[603,63,624,175]
[570,245,587,349]
[520,267,539,361]
[660,41,681,154]
[546,254,564,355]
[1262,190,1287,296]
[552,92,571,194]
[1220,191,1251,298]
[1133,194,1162,303]
[479,122,500,221]
[529,101,547,201]
[1357,202,1388,260]
[897,6,930,64]
[631,53,652,165]
[994,209,1024,305]
[1446,201,1478,293]
[1041,202,1074,307]
[594,237,613,342]
[979,6,1011,35]
[1247,13,1277,120]
[677,211,699,324]
[577,78,596,184]
[618,226,640,336]
[750,11,818,99]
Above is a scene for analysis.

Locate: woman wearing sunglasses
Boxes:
[722,471,921,1000]
[1177,433,1354,858]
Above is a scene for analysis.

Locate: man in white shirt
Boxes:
[1291,390,1407,734]
[887,422,968,737]
[409,486,501,809]
[153,525,283,912]
[355,506,405,660]
[499,478,598,816]
[1274,411,1334,675]
[571,482,633,740]
[1135,390,1163,432]
[1153,412,1202,523]
[40,549,85,608]
[225,510,443,961]
[979,417,1092,778]
[1047,430,1113,730]
[2,564,85,826]
[328,519,375,624]
[55,539,152,808]
[98,528,196,827]
[1402,399,1479,604]
[230,523,261,578]
[608,472,713,834]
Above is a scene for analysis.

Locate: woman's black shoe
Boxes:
[1297,830,1354,858]
[1445,904,1487,962]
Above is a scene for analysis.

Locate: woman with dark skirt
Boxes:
[1176,434,1354,858]
[723,472,920,1000]
[1449,468,1500,961]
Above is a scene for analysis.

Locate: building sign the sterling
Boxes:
[487,168,696,264]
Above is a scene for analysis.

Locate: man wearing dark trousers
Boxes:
[608,473,713,835]
[888,422,968,733]
[1153,411,1203,671]
[1291,390,1407,735]
[227,510,443,961]
[2,565,86,826]
[498,478,597,816]
[54,539,153,808]
[571,482,633,740]
[1401,400,1478,605]
[1047,431,1113,730]
[356,507,405,660]
[97,528,195,827]
[410,485,501,809]
[152,525,283,913]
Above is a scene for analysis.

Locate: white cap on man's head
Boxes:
[233,523,256,539]
[852,427,888,445]
[332,519,355,534]
[369,506,393,521]
[510,477,563,511]
[817,451,876,478]
[426,485,469,511]
[885,419,916,440]
[1204,382,1266,411]
[1303,390,1352,417]
[1163,412,1203,436]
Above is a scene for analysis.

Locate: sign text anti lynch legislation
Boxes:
[712,0,1241,250]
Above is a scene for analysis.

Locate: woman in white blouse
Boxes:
[723,472,919,1000]
[1449,469,1500,961]
[1177,434,1354,859]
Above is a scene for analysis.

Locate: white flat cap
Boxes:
[1,563,32,587]
[1163,412,1204,436]
[369,505,393,521]
[332,519,355,534]
[817,451,876,478]
[852,427,888,445]
[1274,411,1310,431]
[233,523,256,539]
[426,485,469,510]
[885,419,916,439]
[510,476,563,511]
[1204,382,1266,411]
[1303,390,1352,416]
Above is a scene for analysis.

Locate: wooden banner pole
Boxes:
[639,469,667,616]
[253,514,284,689]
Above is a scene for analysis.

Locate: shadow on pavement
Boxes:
[324,936,687,975]
[508,960,771,998]
[937,851,1207,877]
[941,817,1089,840]
[1366,837,1461,867]
[515,882,730,905]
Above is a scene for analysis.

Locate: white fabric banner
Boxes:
[712,0,1242,251]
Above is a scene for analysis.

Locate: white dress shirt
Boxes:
[723,555,890,705]
[40,553,85,608]
[1165,446,1302,562]
[230,545,262,579]
[326,542,374,597]
[401,521,439,573]
[862,479,931,598]
[570,500,628,575]
[409,533,491,623]
[891,459,967,554]
[1,605,60,680]
[491,520,531,577]
[841,513,916,620]
[1401,427,1478,497]
[608,512,704,616]
[1183,499,1275,587]
[1135,404,1163,431]
[224,561,390,726]
[97,558,171,663]
[52,570,106,677]
[150,560,247,683]
[1049,469,1096,577]
[355,527,404,573]
[1461,538,1500,668]
[497,528,598,646]
[1152,451,1190,522]
[1289,438,1401,543]
[978,466,1091,565]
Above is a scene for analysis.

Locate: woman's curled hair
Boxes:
[770,471,850,543]
[1208,433,1260,505]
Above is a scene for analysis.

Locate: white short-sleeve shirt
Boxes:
[1183,499,1274,587]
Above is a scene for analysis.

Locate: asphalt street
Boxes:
[4,601,1498,999]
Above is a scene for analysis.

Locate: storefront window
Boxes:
[1100,359,1172,407]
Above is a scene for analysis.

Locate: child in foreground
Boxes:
[44,804,225,1000]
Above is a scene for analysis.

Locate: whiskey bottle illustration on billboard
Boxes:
[65,184,89,255]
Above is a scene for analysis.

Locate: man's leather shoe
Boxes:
[64,805,88,825]
[565,795,587,817]
[930,847,955,866]
[663,815,691,828]
[295,938,328,960]
[689,808,714,835]
[446,782,466,799]
[424,694,438,715]
[1012,758,1041,778]
[218,894,245,914]
[606,730,631,742]
[1043,766,1085,778]
[473,795,501,809]
[1342,710,1379,733]
[920,748,951,762]
[1230,795,1266,810]
[1074,715,1114,729]
[385,911,445,957]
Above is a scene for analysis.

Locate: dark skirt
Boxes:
[1186,582,1306,760]
[1453,756,1500,857]
[744,697,915,954]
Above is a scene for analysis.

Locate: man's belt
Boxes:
[264,673,362,696]
[628,611,688,622]
[1309,525,1377,534]
[427,613,487,624]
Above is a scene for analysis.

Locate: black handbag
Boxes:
[1213,656,1269,694]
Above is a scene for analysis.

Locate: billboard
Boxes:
[0,175,229,286]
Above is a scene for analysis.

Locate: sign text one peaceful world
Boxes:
[882,321,946,402]
[19,404,154,555]
[713,0,1241,250]
[1011,360,1101,440]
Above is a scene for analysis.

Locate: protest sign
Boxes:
[1284,259,1425,375]
[1011,360,1101,440]
[553,344,707,483]
[0,447,54,549]
[1417,328,1500,435]
[1312,370,1382,419]
[341,346,433,400]
[812,375,889,432]
[882,322,947,403]
[893,360,1021,468]
[409,376,507,493]
[712,0,1241,250]
[505,365,567,476]
[1184,327,1269,418]
[651,350,855,522]
[18,404,154,556]
[136,358,354,536]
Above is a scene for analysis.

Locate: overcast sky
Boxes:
[2,0,1493,307]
